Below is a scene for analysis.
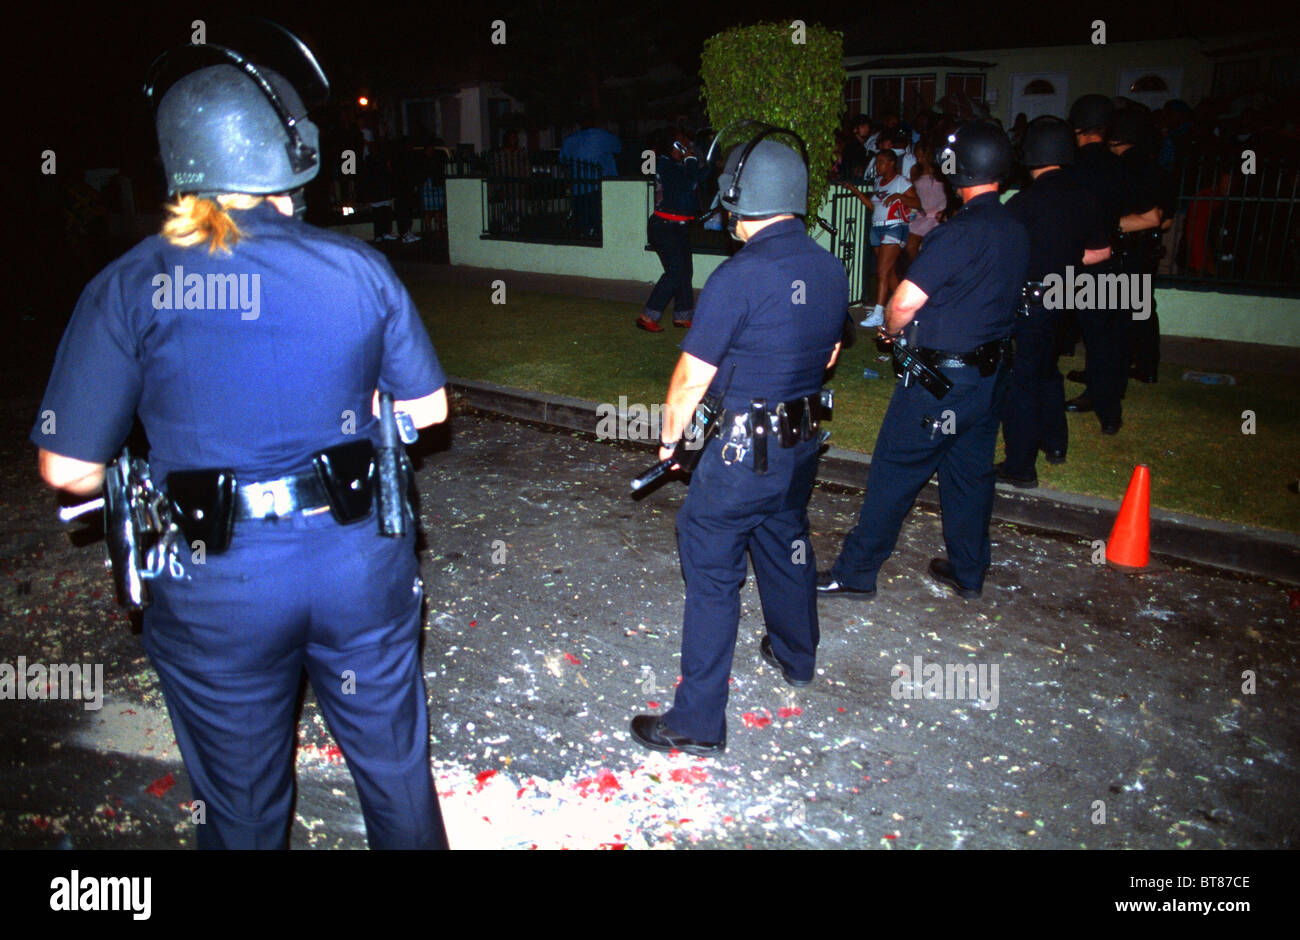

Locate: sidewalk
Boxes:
[393,260,1300,374]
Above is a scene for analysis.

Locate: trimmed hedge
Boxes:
[700,20,845,228]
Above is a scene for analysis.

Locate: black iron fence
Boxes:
[448,149,605,243]
[1165,154,1300,291]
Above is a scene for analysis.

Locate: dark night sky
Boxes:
[11,0,1284,175]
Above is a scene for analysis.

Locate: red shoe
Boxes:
[636,315,664,333]
[672,319,692,329]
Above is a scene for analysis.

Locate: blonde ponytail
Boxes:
[162,194,265,254]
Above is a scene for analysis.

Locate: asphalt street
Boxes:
[0,403,1296,849]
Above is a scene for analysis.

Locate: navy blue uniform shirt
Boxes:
[1066,142,1132,230]
[32,202,446,485]
[682,217,847,410]
[1006,169,1111,282]
[904,192,1029,350]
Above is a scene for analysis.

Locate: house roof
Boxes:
[845,56,997,71]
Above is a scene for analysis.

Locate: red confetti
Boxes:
[646,700,660,709]
[469,620,477,627]
[595,770,621,794]
[474,769,497,791]
[599,843,627,850]
[777,707,802,719]
[564,653,581,665]
[884,833,898,840]
[668,766,709,785]
[837,707,846,713]
[31,816,49,830]
[1289,591,1300,611]
[742,710,772,729]
[145,773,175,798]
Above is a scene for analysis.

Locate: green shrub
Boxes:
[700,20,845,228]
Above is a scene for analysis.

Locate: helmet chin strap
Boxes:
[727,212,742,241]
[290,187,306,218]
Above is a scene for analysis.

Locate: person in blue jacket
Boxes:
[31,27,451,849]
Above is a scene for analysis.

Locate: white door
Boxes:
[1010,72,1070,123]
[1117,67,1183,111]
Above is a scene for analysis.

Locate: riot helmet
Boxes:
[1108,109,1150,147]
[710,121,809,219]
[145,20,328,199]
[1020,115,1075,168]
[1069,94,1113,134]
[940,121,1013,187]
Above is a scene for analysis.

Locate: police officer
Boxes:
[638,127,711,332]
[31,27,451,849]
[1063,94,1134,434]
[631,128,848,754]
[818,122,1028,600]
[1109,109,1166,384]
[997,116,1112,487]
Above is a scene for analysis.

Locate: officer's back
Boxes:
[693,217,846,410]
[906,192,1027,350]
[75,206,430,489]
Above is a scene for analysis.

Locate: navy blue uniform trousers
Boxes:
[832,365,1008,592]
[1000,307,1068,476]
[143,508,447,850]
[665,436,822,743]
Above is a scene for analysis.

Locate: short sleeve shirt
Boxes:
[682,218,848,410]
[1006,169,1111,282]
[31,202,445,485]
[903,191,1030,350]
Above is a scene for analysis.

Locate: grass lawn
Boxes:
[407,281,1300,533]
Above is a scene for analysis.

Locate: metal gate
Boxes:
[827,184,872,306]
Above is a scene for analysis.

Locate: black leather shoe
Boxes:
[1043,449,1067,465]
[1065,395,1094,413]
[760,635,813,687]
[995,461,1038,488]
[928,558,982,599]
[1100,420,1122,435]
[1066,369,1088,384]
[630,714,724,756]
[815,570,876,599]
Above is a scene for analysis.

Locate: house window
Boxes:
[1129,74,1168,93]
[1213,58,1258,97]
[844,77,862,117]
[870,74,935,120]
[945,73,986,102]
[1024,79,1056,95]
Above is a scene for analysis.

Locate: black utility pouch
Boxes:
[167,469,237,554]
[312,439,376,524]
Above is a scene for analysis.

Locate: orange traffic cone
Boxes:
[1107,464,1151,571]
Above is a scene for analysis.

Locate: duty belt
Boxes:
[911,338,1012,375]
[716,390,834,474]
[234,472,332,521]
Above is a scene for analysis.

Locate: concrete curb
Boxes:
[448,377,1300,584]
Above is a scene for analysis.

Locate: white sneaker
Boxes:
[859,306,885,328]
[401,232,421,244]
